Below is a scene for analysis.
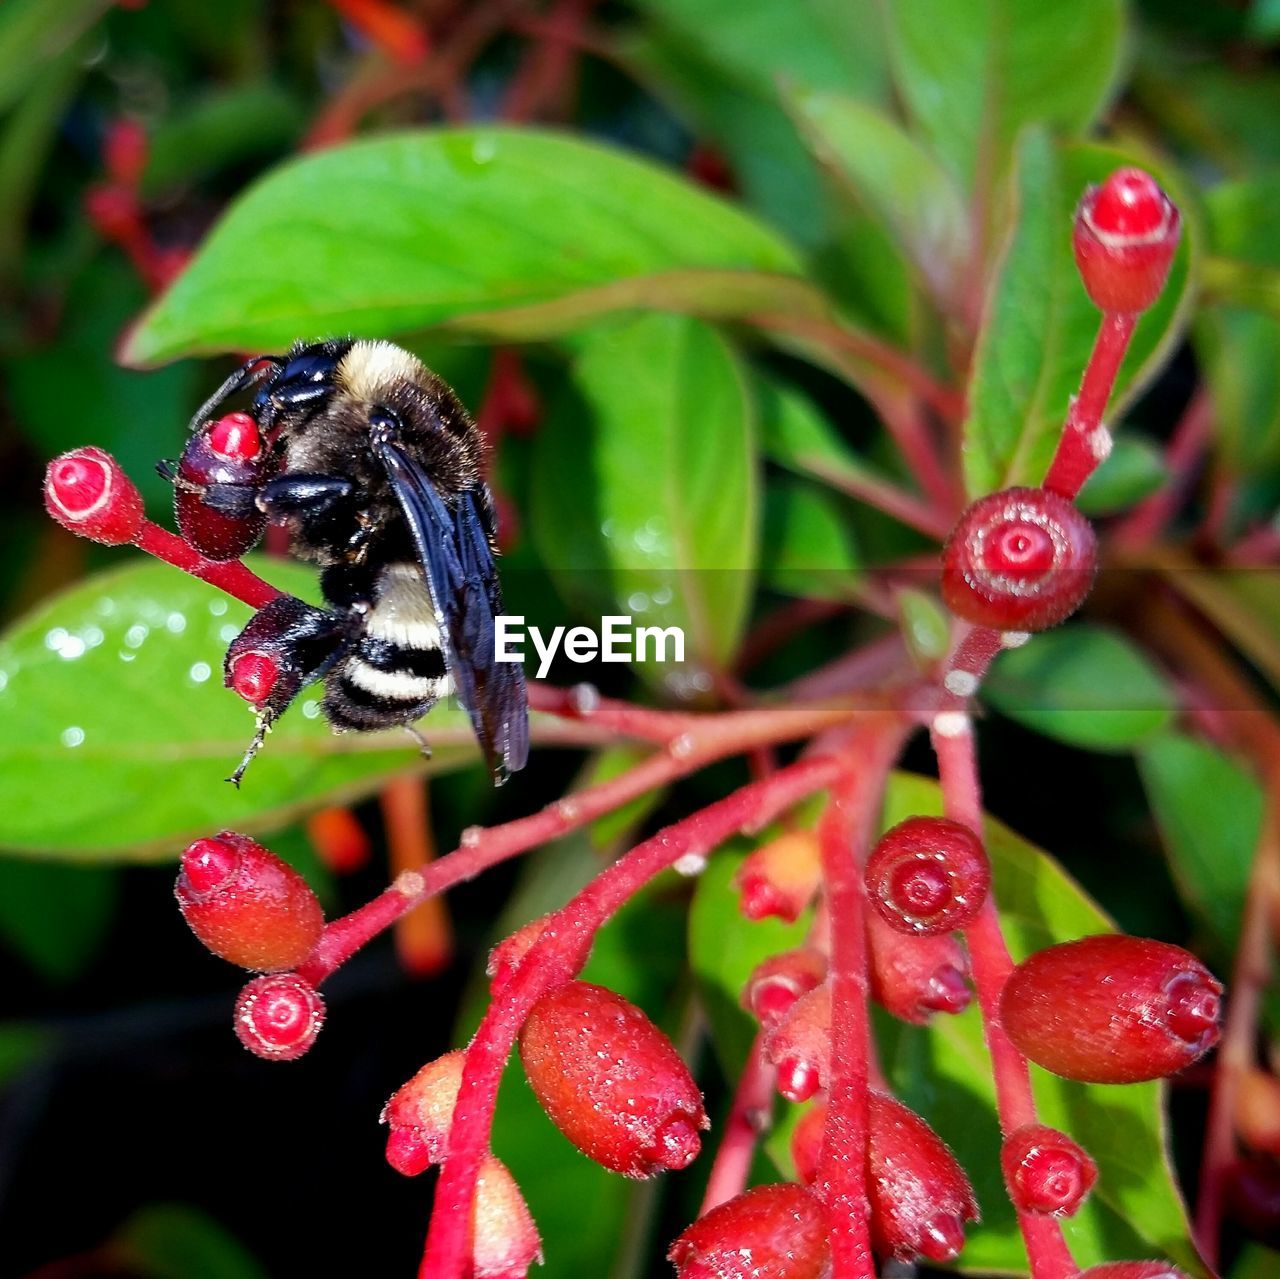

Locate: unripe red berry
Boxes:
[742,948,827,1030]
[1072,1264,1192,1279]
[1001,935,1222,1084]
[1001,1123,1097,1217]
[44,447,145,546]
[228,651,280,707]
[382,1049,466,1175]
[867,1092,978,1262]
[942,487,1097,632]
[765,985,830,1103]
[175,831,324,971]
[1073,168,1181,314]
[234,972,325,1061]
[669,1183,829,1279]
[867,912,972,1024]
[518,981,708,1178]
[866,816,990,935]
[735,831,822,923]
[791,1100,826,1185]
[472,1154,542,1279]
[174,414,275,561]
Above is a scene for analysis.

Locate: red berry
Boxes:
[867,912,971,1024]
[866,1092,978,1262]
[866,816,990,935]
[207,412,262,461]
[1074,168,1181,313]
[234,972,325,1061]
[83,184,138,239]
[1001,935,1222,1084]
[382,1049,465,1174]
[942,488,1097,632]
[1072,1265,1192,1279]
[735,832,822,923]
[1001,1123,1097,1217]
[228,651,280,706]
[791,1101,826,1185]
[472,1154,542,1279]
[44,448,145,546]
[518,982,707,1178]
[765,985,830,1103]
[742,948,827,1030]
[669,1183,829,1279]
[103,118,148,187]
[173,416,276,561]
[175,831,324,971]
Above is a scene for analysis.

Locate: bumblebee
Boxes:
[170,338,529,785]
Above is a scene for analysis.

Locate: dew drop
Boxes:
[471,135,497,164]
[166,612,187,634]
[219,624,239,643]
[460,825,483,848]
[570,682,600,714]
[627,591,650,613]
[44,627,69,652]
[301,699,321,719]
[189,661,212,684]
[668,733,695,760]
[61,725,85,748]
[124,624,149,649]
[0,671,8,693]
[554,797,583,823]
[209,599,228,616]
[673,852,707,877]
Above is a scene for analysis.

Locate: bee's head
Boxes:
[252,345,344,429]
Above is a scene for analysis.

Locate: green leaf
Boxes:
[787,89,970,310]
[1076,433,1170,515]
[530,314,758,682]
[112,1204,268,1279]
[897,587,951,667]
[0,560,479,859]
[761,479,860,602]
[1138,732,1264,959]
[882,0,1127,192]
[962,133,1196,497]
[1232,1244,1280,1279]
[984,625,1178,751]
[122,127,804,365]
[0,0,109,116]
[0,860,117,981]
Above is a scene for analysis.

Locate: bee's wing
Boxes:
[373,438,529,784]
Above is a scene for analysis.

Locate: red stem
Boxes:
[420,754,846,1279]
[699,1033,776,1214]
[1042,312,1138,500]
[132,522,281,610]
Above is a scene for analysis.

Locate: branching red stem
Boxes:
[699,1033,776,1215]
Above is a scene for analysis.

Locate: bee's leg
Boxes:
[405,725,432,760]
[256,474,354,521]
[228,711,275,788]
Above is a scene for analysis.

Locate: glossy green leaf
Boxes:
[761,479,861,602]
[882,0,1126,192]
[0,560,480,859]
[787,89,970,310]
[0,860,117,981]
[963,133,1196,497]
[530,314,758,682]
[112,1204,269,1279]
[985,625,1178,751]
[1076,433,1170,515]
[0,0,109,116]
[1139,732,1263,958]
[123,128,804,365]
[691,773,1205,1276]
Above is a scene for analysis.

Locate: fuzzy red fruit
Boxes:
[382,1049,465,1174]
[1001,935,1222,1084]
[234,972,324,1061]
[765,985,830,1103]
[942,487,1097,632]
[44,448,145,546]
[1001,1123,1097,1217]
[735,831,822,923]
[207,412,262,461]
[791,1101,826,1185]
[1074,168,1181,313]
[669,1183,829,1279]
[866,816,990,935]
[519,982,708,1178]
[472,1154,542,1279]
[1072,1264,1192,1279]
[173,416,276,560]
[175,831,324,971]
[742,948,827,1030]
[867,1092,978,1262]
[868,912,972,1024]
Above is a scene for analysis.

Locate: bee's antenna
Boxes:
[188,356,283,435]
[227,712,274,787]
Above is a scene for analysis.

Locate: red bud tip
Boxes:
[229,651,280,706]
[382,1050,466,1171]
[385,1126,434,1177]
[738,873,791,921]
[1002,1124,1097,1217]
[208,412,263,461]
[743,948,827,1030]
[472,1155,542,1279]
[44,448,145,546]
[917,1211,967,1262]
[734,832,822,923]
[776,1056,821,1104]
[868,913,972,1024]
[180,836,241,895]
[650,1115,702,1171]
[922,964,973,1014]
[866,817,990,935]
[234,973,325,1062]
[1088,168,1173,240]
[765,986,830,1099]
[1164,970,1222,1047]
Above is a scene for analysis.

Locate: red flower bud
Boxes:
[234,972,325,1061]
[868,912,971,1024]
[472,1154,543,1279]
[765,985,830,1103]
[942,487,1097,633]
[382,1049,466,1175]
[791,1101,826,1185]
[175,831,324,971]
[669,1183,829,1279]
[1073,168,1181,314]
[487,916,553,995]
[44,448,145,546]
[519,981,707,1178]
[1001,935,1222,1084]
[735,831,822,923]
[867,1092,978,1262]
[742,947,827,1030]
[866,816,990,935]
[1001,1123,1097,1217]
